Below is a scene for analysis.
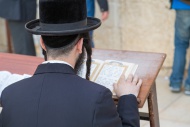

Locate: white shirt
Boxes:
[42,60,73,68]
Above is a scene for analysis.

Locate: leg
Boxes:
[86,0,95,17]
[148,82,160,127]
[7,20,36,56]
[170,10,190,92]
[5,21,13,53]
[86,0,95,48]
[185,62,190,95]
[89,31,95,48]
[184,64,190,96]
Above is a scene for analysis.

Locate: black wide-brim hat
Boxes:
[25,0,101,36]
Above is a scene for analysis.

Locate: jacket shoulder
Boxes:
[74,75,110,93]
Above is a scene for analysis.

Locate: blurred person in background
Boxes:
[87,0,109,48]
[170,0,190,95]
[0,0,36,56]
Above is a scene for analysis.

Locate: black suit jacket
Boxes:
[0,0,36,21]
[0,63,139,127]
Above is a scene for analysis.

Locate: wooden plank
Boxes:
[0,53,43,75]
[0,49,166,108]
[139,112,150,121]
[148,83,160,127]
[92,49,166,108]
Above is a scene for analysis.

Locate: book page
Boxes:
[90,59,104,81]
[76,59,138,95]
[0,71,12,93]
[77,59,104,80]
[93,60,138,95]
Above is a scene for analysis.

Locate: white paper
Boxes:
[94,60,138,94]
[76,59,138,95]
[77,59,104,79]
[0,71,31,97]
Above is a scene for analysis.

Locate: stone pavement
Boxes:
[140,76,190,127]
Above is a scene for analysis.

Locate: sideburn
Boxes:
[75,33,92,80]
[42,49,47,61]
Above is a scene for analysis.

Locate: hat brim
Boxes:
[25,17,101,36]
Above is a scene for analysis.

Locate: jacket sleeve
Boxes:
[117,95,140,127]
[97,0,109,12]
[0,97,2,127]
[93,88,122,127]
[0,111,2,127]
[93,88,140,127]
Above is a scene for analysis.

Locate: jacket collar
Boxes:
[34,63,76,75]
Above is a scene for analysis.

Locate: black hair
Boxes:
[41,33,92,80]
[82,33,92,80]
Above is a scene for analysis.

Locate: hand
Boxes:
[114,74,142,98]
[101,11,109,21]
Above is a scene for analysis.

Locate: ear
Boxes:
[40,37,47,51]
[76,38,83,54]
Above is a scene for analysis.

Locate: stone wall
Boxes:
[0,0,178,68]
[94,0,175,67]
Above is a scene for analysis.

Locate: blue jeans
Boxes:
[86,0,95,48]
[170,10,190,88]
[86,0,95,17]
[89,31,95,48]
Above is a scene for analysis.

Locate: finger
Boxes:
[137,79,143,87]
[132,75,138,85]
[137,98,141,104]
[118,75,126,84]
[126,74,133,83]
[113,83,118,91]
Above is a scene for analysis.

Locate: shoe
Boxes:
[170,86,181,92]
[169,83,181,93]
[184,85,190,96]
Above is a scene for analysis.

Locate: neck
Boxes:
[47,55,76,68]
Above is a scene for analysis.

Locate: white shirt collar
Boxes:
[42,60,73,68]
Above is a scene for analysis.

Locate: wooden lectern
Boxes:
[0,49,166,127]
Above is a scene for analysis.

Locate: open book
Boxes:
[0,71,31,97]
[78,59,138,95]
